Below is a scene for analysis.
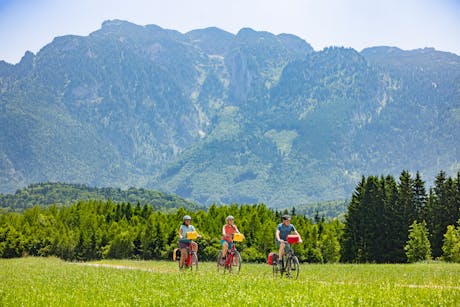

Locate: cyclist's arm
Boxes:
[275,229,283,242]
[294,230,303,243]
[222,225,226,236]
[179,227,184,240]
[191,225,201,238]
[234,225,240,233]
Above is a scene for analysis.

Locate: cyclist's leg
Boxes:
[179,247,187,268]
[278,241,285,265]
[191,241,198,252]
[178,240,188,269]
[221,240,229,258]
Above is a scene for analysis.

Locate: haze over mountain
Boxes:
[1,20,459,207]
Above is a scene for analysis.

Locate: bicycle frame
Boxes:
[273,242,300,279]
[181,241,198,271]
[217,242,242,274]
[225,244,237,267]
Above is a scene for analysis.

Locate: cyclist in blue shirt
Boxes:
[178,215,200,269]
[275,214,302,265]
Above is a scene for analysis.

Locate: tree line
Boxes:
[0,170,459,263]
[342,170,460,262]
[0,201,342,263]
[0,182,203,212]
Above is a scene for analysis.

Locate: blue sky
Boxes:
[1,0,459,64]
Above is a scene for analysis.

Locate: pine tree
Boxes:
[413,171,427,221]
[341,176,366,262]
[405,221,431,263]
[426,171,452,258]
[382,175,404,262]
[441,224,460,262]
[362,176,385,262]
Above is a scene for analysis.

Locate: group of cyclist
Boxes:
[177,214,302,270]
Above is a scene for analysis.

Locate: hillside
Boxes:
[0,20,459,207]
[0,182,202,212]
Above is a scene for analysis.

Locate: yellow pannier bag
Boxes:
[233,233,245,242]
[173,248,180,261]
[186,231,198,240]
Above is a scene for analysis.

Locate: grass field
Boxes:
[1,257,459,306]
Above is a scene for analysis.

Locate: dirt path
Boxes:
[73,262,180,274]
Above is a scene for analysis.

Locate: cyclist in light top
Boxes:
[178,215,200,269]
[220,215,240,262]
[275,214,302,264]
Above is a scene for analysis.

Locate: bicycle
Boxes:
[217,233,244,274]
[272,240,300,279]
[217,243,242,274]
[173,241,198,271]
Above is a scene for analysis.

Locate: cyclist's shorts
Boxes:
[220,240,233,249]
[275,240,291,251]
[179,241,189,249]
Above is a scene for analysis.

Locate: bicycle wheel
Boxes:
[231,251,242,274]
[217,251,224,272]
[272,254,280,277]
[286,255,300,279]
[178,250,185,270]
[190,251,198,271]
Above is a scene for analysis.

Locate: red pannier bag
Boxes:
[267,252,277,265]
[287,234,300,244]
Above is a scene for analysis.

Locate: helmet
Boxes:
[183,215,192,221]
[282,214,291,221]
[226,215,235,221]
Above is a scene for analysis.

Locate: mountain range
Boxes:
[0,19,459,207]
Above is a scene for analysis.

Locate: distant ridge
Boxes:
[0,182,203,212]
[0,20,459,207]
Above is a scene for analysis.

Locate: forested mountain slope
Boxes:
[1,20,459,207]
[0,182,202,212]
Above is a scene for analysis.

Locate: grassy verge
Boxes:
[1,257,459,306]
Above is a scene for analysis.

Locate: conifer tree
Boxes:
[441,222,460,262]
[413,171,427,221]
[341,176,366,262]
[405,221,431,263]
[382,175,404,262]
[426,171,453,258]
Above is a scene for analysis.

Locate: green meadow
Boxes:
[1,257,459,306]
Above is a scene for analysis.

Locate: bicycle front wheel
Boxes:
[231,251,242,274]
[190,251,198,272]
[286,255,299,279]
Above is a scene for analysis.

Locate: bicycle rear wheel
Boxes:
[286,255,299,279]
[272,254,280,277]
[230,251,242,274]
[217,251,224,272]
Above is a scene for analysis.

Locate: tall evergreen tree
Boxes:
[441,222,460,262]
[413,171,427,221]
[405,220,431,263]
[427,171,451,258]
[382,175,404,262]
[364,176,386,262]
[341,176,366,262]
